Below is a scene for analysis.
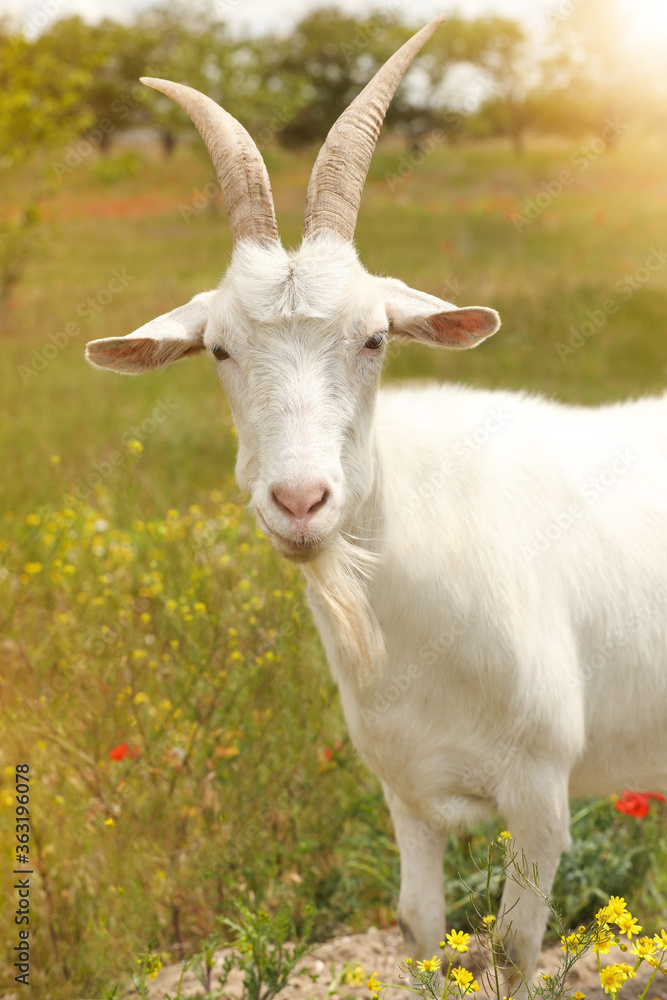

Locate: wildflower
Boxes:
[654,930,667,948]
[614,791,665,818]
[606,896,628,920]
[632,937,657,959]
[148,957,162,979]
[404,958,413,967]
[483,915,496,926]
[109,743,140,761]
[26,513,41,525]
[104,817,114,826]
[592,925,616,954]
[417,956,441,972]
[133,692,149,705]
[498,830,512,840]
[617,912,642,939]
[573,992,585,999]
[366,972,381,994]
[23,562,43,574]
[446,930,471,953]
[50,455,61,465]
[126,439,143,454]
[450,967,479,992]
[599,965,627,994]
[132,649,147,661]
[344,966,365,987]
[561,931,586,956]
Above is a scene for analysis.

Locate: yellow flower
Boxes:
[592,926,616,955]
[606,897,628,921]
[50,455,61,465]
[446,930,471,953]
[483,915,496,926]
[451,967,473,987]
[126,439,143,454]
[366,972,381,993]
[654,930,667,948]
[404,958,413,967]
[449,967,479,993]
[133,692,149,705]
[562,931,586,956]
[344,966,365,987]
[498,830,512,840]
[599,965,627,994]
[417,956,441,972]
[148,957,162,979]
[24,562,43,574]
[596,905,612,925]
[132,649,147,661]
[573,992,586,999]
[632,937,657,959]
[617,912,642,939]
[104,817,114,826]
[26,513,41,525]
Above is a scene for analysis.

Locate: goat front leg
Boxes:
[383,783,448,961]
[494,769,571,994]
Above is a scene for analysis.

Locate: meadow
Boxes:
[1,129,667,998]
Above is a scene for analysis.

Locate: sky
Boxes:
[2,0,567,38]
[3,0,666,52]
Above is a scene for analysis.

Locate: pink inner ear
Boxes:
[427,307,499,348]
[87,337,202,372]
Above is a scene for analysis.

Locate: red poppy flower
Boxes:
[109,743,140,761]
[614,791,665,818]
[323,746,333,762]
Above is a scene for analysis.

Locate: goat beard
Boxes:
[301,535,385,681]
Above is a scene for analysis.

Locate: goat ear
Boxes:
[85,291,215,374]
[381,278,500,349]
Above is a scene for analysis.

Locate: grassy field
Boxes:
[2,131,667,998]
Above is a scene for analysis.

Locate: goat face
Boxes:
[207,236,386,562]
[86,230,498,563]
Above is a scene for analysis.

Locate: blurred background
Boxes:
[1,1,667,996]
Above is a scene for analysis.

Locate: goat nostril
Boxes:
[308,488,329,514]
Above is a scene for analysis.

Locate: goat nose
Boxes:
[271,484,329,521]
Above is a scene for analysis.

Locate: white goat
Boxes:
[85,15,667,990]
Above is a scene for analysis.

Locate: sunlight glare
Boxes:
[617,0,667,52]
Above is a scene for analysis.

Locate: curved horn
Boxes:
[141,77,280,246]
[303,14,446,242]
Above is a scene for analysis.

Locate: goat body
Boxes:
[84,15,667,990]
[311,382,667,974]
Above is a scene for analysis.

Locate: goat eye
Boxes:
[364,332,385,350]
[212,345,230,361]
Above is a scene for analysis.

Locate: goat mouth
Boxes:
[255,512,326,563]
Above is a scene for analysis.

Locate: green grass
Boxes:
[1,135,667,997]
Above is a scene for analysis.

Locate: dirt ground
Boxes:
[137,925,667,1000]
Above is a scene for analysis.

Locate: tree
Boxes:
[0,25,93,309]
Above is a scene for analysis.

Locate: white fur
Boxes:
[86,232,667,989]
